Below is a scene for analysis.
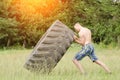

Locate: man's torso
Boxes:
[79,27,91,45]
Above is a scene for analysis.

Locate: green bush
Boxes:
[0,0,120,48]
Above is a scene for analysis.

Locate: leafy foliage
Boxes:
[0,17,19,47]
[0,0,120,48]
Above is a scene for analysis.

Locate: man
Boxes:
[73,23,111,74]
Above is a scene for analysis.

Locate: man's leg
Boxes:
[94,60,111,73]
[72,59,85,74]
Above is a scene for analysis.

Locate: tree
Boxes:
[0,18,19,47]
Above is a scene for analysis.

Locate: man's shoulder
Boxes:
[84,27,90,30]
[78,31,85,37]
[84,27,91,32]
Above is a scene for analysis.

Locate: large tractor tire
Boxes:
[24,20,74,73]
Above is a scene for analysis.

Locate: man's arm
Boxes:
[74,35,80,43]
[74,35,85,45]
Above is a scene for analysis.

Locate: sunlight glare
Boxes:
[11,0,60,17]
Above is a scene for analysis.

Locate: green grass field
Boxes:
[0,44,120,80]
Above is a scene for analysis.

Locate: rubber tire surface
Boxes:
[24,20,74,73]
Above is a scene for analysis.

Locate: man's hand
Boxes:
[74,35,78,40]
[73,35,81,44]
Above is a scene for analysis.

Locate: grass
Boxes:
[0,44,120,80]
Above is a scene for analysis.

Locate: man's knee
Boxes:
[72,59,75,62]
[72,59,78,63]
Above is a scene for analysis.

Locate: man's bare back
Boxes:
[74,23,91,46]
[78,27,92,45]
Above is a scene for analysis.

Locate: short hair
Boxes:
[74,22,83,27]
[74,22,80,28]
[75,22,80,25]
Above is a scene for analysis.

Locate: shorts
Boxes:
[74,43,98,62]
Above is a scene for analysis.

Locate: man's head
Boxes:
[74,22,82,32]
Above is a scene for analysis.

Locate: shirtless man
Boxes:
[73,23,111,74]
